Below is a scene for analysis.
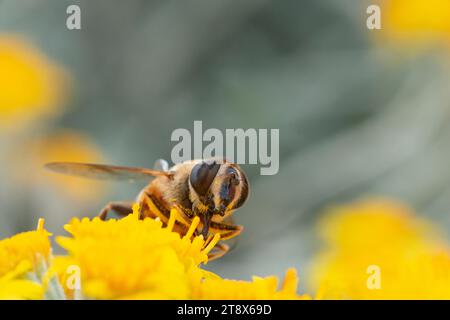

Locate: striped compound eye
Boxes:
[189,160,221,196]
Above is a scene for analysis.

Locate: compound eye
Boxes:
[226,167,240,185]
[190,160,221,196]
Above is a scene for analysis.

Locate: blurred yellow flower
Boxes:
[55,205,306,299]
[0,219,51,300]
[11,130,107,203]
[309,199,450,299]
[374,0,450,51]
[0,35,69,131]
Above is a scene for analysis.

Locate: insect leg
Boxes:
[142,192,189,234]
[140,192,170,223]
[209,221,243,240]
[173,204,194,220]
[207,243,230,261]
[172,204,196,236]
[98,201,134,220]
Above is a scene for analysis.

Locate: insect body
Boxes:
[45,158,249,260]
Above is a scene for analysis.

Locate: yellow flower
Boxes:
[309,198,450,299]
[0,35,69,131]
[0,262,43,300]
[56,205,306,299]
[0,219,51,277]
[372,0,450,53]
[10,130,107,203]
[56,205,220,299]
[0,219,52,300]
[191,268,310,300]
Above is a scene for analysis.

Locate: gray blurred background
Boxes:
[1,0,450,291]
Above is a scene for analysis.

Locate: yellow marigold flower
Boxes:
[0,279,43,300]
[56,205,306,300]
[0,262,43,300]
[48,255,79,300]
[317,199,436,253]
[373,0,450,52]
[56,205,220,299]
[0,35,69,131]
[0,219,52,300]
[191,268,310,300]
[0,219,51,277]
[10,130,107,203]
[309,198,450,299]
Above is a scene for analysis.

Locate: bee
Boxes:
[45,158,249,260]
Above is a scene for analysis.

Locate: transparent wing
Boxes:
[45,162,171,181]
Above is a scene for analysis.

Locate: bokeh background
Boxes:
[2,0,450,295]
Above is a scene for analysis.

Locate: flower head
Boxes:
[56,205,306,299]
[0,219,51,277]
[10,130,107,203]
[383,0,450,44]
[56,205,220,299]
[191,268,310,300]
[0,219,52,299]
[0,35,69,131]
[0,262,43,300]
[309,198,450,299]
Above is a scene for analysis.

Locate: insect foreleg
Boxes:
[209,221,243,240]
[98,201,134,220]
[207,243,230,261]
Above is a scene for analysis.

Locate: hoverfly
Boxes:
[45,158,249,260]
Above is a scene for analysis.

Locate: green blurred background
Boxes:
[1,0,450,289]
